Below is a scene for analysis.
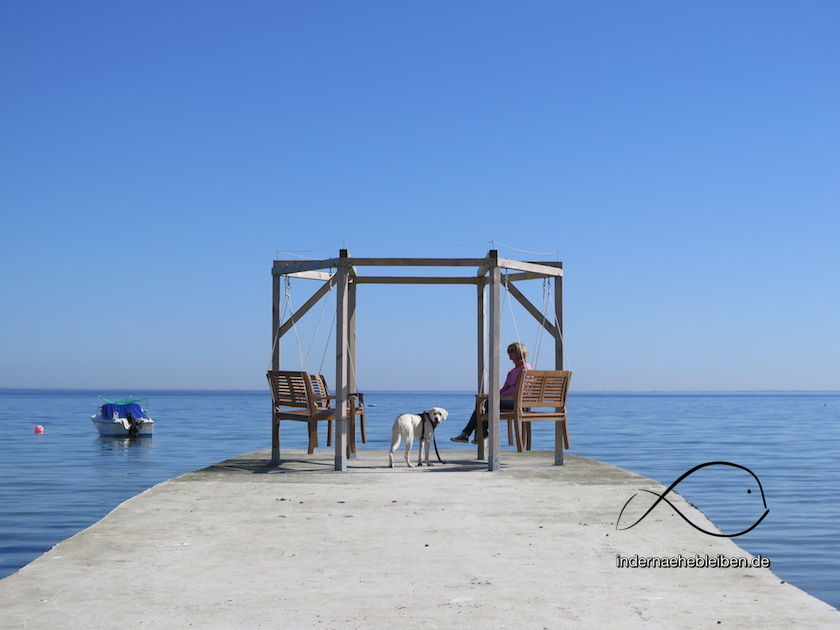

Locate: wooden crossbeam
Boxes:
[497,258,563,277]
[354,276,482,285]
[277,276,338,339]
[502,277,560,339]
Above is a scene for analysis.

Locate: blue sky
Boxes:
[1,1,838,392]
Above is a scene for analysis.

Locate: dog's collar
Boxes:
[420,411,441,427]
[419,411,449,465]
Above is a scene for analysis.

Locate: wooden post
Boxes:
[555,266,564,370]
[334,251,350,471]
[487,251,501,471]
[271,270,281,465]
[348,273,358,459]
[271,272,281,371]
[554,268,564,466]
[476,280,486,460]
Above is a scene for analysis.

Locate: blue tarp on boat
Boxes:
[99,402,146,419]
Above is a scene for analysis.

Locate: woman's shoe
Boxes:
[450,433,469,443]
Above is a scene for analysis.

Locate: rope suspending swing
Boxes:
[272,274,341,378]
[496,273,570,374]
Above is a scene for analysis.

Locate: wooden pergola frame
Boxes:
[271,249,564,471]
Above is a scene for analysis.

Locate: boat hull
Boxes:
[91,416,154,437]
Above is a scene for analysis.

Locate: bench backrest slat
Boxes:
[308,374,333,407]
[268,370,316,412]
[516,370,571,409]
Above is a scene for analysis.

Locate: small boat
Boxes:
[92,397,154,437]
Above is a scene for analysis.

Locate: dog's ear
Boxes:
[441,409,448,420]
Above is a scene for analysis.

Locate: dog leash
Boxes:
[419,411,449,465]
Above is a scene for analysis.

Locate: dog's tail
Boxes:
[390,421,402,450]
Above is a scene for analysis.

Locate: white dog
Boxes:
[388,407,448,468]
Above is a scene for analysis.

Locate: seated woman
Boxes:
[450,342,531,444]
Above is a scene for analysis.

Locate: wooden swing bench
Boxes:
[475,370,572,452]
[267,370,367,455]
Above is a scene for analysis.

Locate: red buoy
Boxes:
[34,425,45,434]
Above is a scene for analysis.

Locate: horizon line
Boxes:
[2,387,839,394]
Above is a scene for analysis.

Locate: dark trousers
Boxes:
[461,398,515,436]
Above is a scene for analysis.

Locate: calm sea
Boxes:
[0,389,838,609]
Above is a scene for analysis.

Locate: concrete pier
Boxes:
[0,450,836,629]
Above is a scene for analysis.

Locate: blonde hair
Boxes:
[507,343,528,361]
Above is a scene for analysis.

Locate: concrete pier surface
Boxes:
[1,450,836,629]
